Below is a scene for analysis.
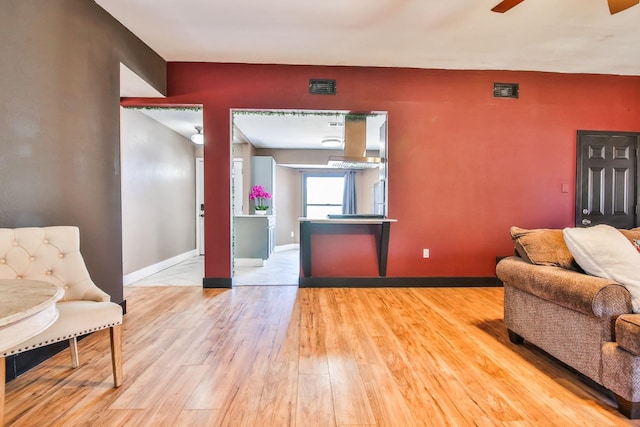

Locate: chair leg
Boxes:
[110,325,123,387]
[1,356,5,427]
[69,337,79,368]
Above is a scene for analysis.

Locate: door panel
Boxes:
[576,132,638,229]
[196,158,205,255]
[586,166,605,215]
[613,168,630,215]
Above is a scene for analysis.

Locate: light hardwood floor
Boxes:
[4,286,640,426]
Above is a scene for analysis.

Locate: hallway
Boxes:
[128,245,299,287]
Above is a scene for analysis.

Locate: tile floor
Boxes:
[128,245,300,287]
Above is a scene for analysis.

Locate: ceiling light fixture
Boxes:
[321,137,343,147]
[191,125,204,144]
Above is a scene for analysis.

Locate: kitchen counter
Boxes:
[298,217,397,284]
[298,217,397,225]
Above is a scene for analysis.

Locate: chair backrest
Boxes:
[0,226,109,302]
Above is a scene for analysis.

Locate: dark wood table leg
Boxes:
[378,222,391,276]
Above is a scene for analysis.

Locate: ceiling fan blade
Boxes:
[491,0,526,13]
[608,0,639,14]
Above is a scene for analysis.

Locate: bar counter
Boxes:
[298,217,398,283]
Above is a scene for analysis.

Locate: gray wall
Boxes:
[0,1,166,303]
[356,169,380,214]
[272,167,377,244]
[275,166,301,245]
[232,142,256,215]
[120,108,196,275]
[248,145,382,245]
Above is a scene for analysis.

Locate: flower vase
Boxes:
[255,210,267,215]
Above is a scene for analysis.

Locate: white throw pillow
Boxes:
[563,224,640,313]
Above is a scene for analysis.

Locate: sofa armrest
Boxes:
[616,315,640,356]
[497,256,632,317]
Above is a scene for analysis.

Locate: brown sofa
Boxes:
[496,226,640,418]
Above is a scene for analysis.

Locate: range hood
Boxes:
[328,115,382,169]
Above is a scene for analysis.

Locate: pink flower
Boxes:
[249,185,272,209]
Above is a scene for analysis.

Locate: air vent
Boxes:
[493,82,519,99]
[309,79,336,95]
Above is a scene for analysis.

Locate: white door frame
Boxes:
[196,158,205,255]
[233,159,244,216]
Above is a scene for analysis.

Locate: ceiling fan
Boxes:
[491,0,639,14]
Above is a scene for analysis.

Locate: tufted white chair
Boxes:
[0,226,122,387]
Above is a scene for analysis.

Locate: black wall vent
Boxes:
[493,82,519,99]
[309,79,337,95]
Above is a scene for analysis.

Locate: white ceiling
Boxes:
[131,108,385,152]
[100,0,640,75]
[119,63,164,98]
[132,107,203,140]
[109,0,640,150]
[233,111,386,150]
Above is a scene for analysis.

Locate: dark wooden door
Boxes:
[576,131,639,229]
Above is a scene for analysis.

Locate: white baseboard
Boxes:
[123,249,199,286]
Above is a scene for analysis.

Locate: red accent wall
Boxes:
[124,63,640,279]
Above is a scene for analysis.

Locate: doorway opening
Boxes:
[229,109,389,286]
[120,105,205,287]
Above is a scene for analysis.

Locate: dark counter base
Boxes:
[300,221,392,278]
[203,277,233,288]
[299,276,501,288]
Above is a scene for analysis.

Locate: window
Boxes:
[304,173,344,219]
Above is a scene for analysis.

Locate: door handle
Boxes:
[582,209,590,215]
[582,219,591,225]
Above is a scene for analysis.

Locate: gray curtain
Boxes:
[343,171,356,214]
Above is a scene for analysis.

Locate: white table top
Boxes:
[0,280,63,326]
[0,279,63,353]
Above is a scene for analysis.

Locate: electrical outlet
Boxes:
[423,248,430,258]
[290,231,294,237]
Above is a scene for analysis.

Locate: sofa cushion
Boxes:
[510,226,579,271]
[563,224,640,313]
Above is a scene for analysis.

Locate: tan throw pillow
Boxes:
[563,224,640,313]
[510,226,579,270]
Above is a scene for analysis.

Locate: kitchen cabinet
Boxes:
[234,215,276,263]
